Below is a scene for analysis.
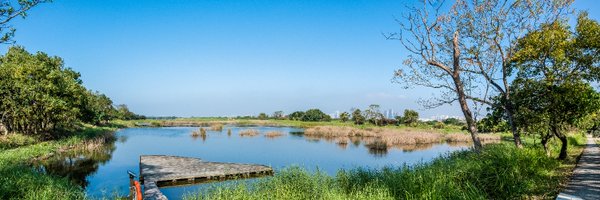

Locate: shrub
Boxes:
[288,111,305,121]
[352,109,365,125]
[433,121,445,129]
[301,109,331,122]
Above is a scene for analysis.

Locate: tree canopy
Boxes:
[508,13,600,159]
[0,46,142,138]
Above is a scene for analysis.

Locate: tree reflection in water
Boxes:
[33,135,120,188]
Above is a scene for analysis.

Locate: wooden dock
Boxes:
[140,155,273,200]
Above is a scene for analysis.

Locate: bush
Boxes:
[0,134,39,150]
[301,109,331,122]
[402,109,419,127]
[288,111,305,121]
[443,118,463,126]
[433,121,445,129]
[352,109,365,125]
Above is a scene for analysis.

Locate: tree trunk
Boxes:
[551,124,568,160]
[504,104,523,148]
[541,132,552,157]
[451,31,483,151]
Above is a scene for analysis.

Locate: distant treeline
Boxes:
[0,47,143,138]
[245,105,466,128]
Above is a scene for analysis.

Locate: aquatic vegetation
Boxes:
[445,133,500,143]
[210,124,224,132]
[305,126,500,147]
[264,131,284,138]
[191,128,207,136]
[227,129,232,136]
[191,128,208,141]
[239,129,260,137]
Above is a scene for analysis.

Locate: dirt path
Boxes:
[556,135,600,200]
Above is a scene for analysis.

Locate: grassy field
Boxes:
[0,125,118,200]
[184,133,587,200]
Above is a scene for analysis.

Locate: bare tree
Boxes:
[388,0,572,149]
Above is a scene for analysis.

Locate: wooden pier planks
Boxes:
[140,155,273,200]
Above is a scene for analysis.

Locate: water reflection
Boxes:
[28,127,471,200]
[302,135,471,156]
[33,135,118,188]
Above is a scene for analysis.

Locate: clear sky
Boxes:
[4,0,599,118]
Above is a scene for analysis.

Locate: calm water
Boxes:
[36,126,469,199]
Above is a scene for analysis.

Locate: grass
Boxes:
[264,131,284,138]
[304,126,500,146]
[0,133,39,150]
[210,124,224,131]
[120,118,468,134]
[183,133,586,200]
[0,125,117,200]
[191,127,207,136]
[239,129,260,137]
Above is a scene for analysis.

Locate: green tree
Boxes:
[443,118,462,126]
[364,104,384,126]
[510,14,600,159]
[288,111,305,121]
[351,109,365,125]
[257,113,268,120]
[402,109,419,127]
[389,0,572,149]
[0,0,50,44]
[272,111,284,119]
[115,104,143,120]
[339,112,349,122]
[80,91,116,125]
[0,46,87,137]
[301,109,330,122]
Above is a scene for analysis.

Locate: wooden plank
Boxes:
[140,155,273,199]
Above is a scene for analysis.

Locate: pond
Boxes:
[36,126,470,199]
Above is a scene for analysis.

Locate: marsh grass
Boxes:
[335,137,349,145]
[191,128,207,136]
[264,131,284,138]
[127,118,467,134]
[0,133,39,150]
[184,139,583,200]
[0,126,116,200]
[210,124,224,132]
[239,129,260,137]
[445,133,501,143]
[364,140,387,150]
[227,129,232,136]
[191,128,208,141]
[305,126,500,147]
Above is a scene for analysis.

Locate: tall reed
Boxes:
[264,131,284,138]
[210,124,224,132]
[239,129,260,137]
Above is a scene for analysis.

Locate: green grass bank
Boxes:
[0,126,117,200]
[184,134,586,200]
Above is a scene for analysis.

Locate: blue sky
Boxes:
[5,0,600,118]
